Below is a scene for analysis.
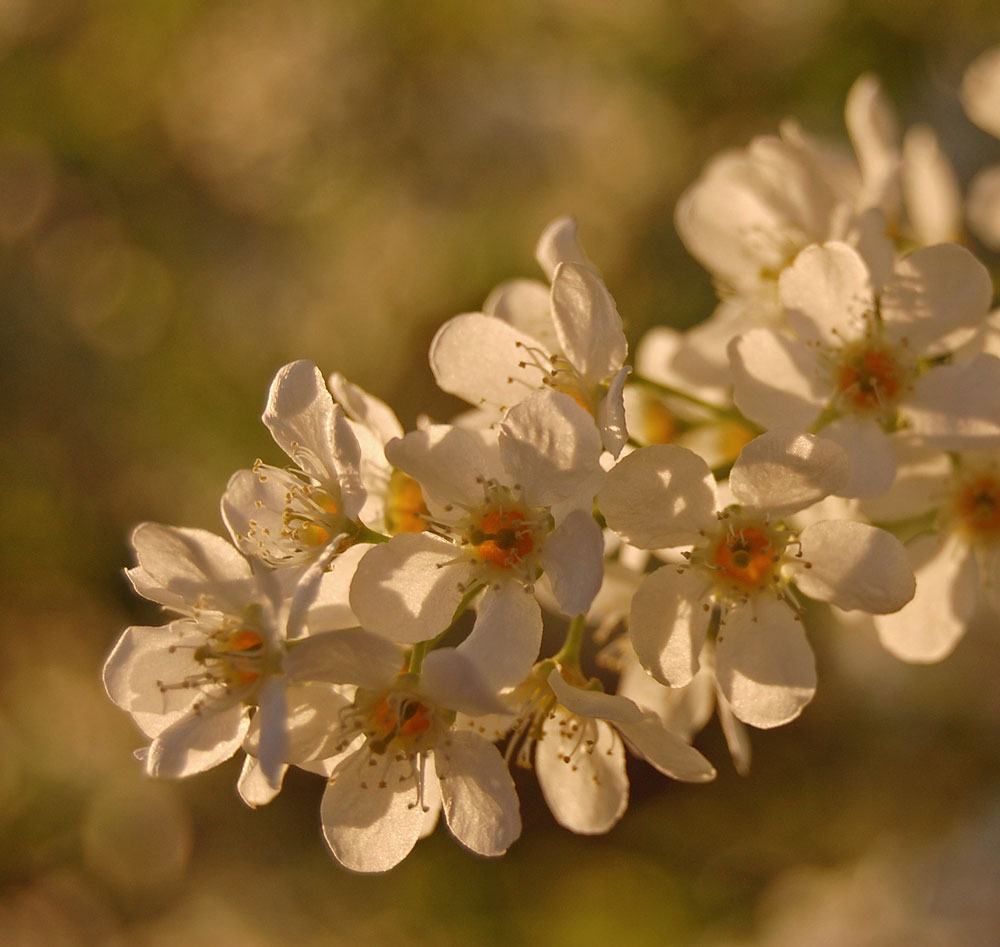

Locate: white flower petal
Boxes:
[327,372,403,445]
[429,313,542,413]
[616,714,716,782]
[252,677,289,789]
[550,262,627,384]
[905,355,1000,449]
[420,648,511,717]
[321,751,424,873]
[729,430,850,516]
[349,533,472,643]
[535,215,589,280]
[845,73,901,213]
[716,690,753,775]
[540,509,604,617]
[146,702,249,778]
[436,730,521,856]
[874,531,978,663]
[499,389,603,509]
[102,622,204,736]
[454,582,542,692]
[263,362,363,501]
[730,329,825,431]
[790,520,915,613]
[304,543,373,634]
[483,278,557,351]
[967,165,1000,251]
[880,244,992,353]
[598,365,630,457]
[237,755,286,809]
[817,415,897,498]
[629,566,714,687]
[778,242,875,345]
[385,424,491,510]
[715,598,816,729]
[902,124,963,246]
[127,523,253,614]
[547,668,643,724]
[962,44,1000,139]
[536,713,627,835]
[599,444,717,549]
[284,628,404,688]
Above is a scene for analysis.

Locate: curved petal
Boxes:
[436,731,521,856]
[540,508,604,617]
[284,628,404,688]
[819,414,897,498]
[845,73,901,213]
[483,278,557,351]
[599,444,717,549]
[264,362,363,503]
[304,542,373,634]
[902,124,963,246]
[616,714,716,782]
[237,755,286,808]
[874,531,978,663]
[102,622,205,736]
[535,215,589,281]
[598,365,630,457]
[730,329,825,431]
[778,242,875,345]
[629,566,714,687]
[789,520,915,613]
[429,313,543,413]
[880,244,992,353]
[715,598,816,729]
[499,389,603,509]
[548,668,643,724]
[349,533,472,643]
[327,372,403,445]
[321,751,424,872]
[962,45,1000,139]
[146,702,249,778]
[385,424,490,510]
[550,262,627,384]
[906,356,1000,449]
[535,713,627,835]
[730,430,850,516]
[420,649,511,717]
[127,522,253,615]
[454,582,542,692]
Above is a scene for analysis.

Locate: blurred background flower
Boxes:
[3,1,1000,943]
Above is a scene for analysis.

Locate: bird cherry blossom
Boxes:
[598,429,915,727]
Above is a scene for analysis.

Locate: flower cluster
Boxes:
[105,61,1000,872]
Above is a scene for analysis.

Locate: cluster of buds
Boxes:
[105,57,1000,872]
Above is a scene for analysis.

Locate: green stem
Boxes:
[630,372,733,416]
[554,614,586,667]
[355,524,391,545]
[408,640,428,676]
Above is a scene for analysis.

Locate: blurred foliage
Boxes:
[4,0,1000,944]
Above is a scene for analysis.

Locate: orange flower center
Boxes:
[470,507,536,569]
[195,627,265,687]
[712,525,777,589]
[365,695,435,755]
[836,345,906,413]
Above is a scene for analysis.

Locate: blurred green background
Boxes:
[4,1,1000,944]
